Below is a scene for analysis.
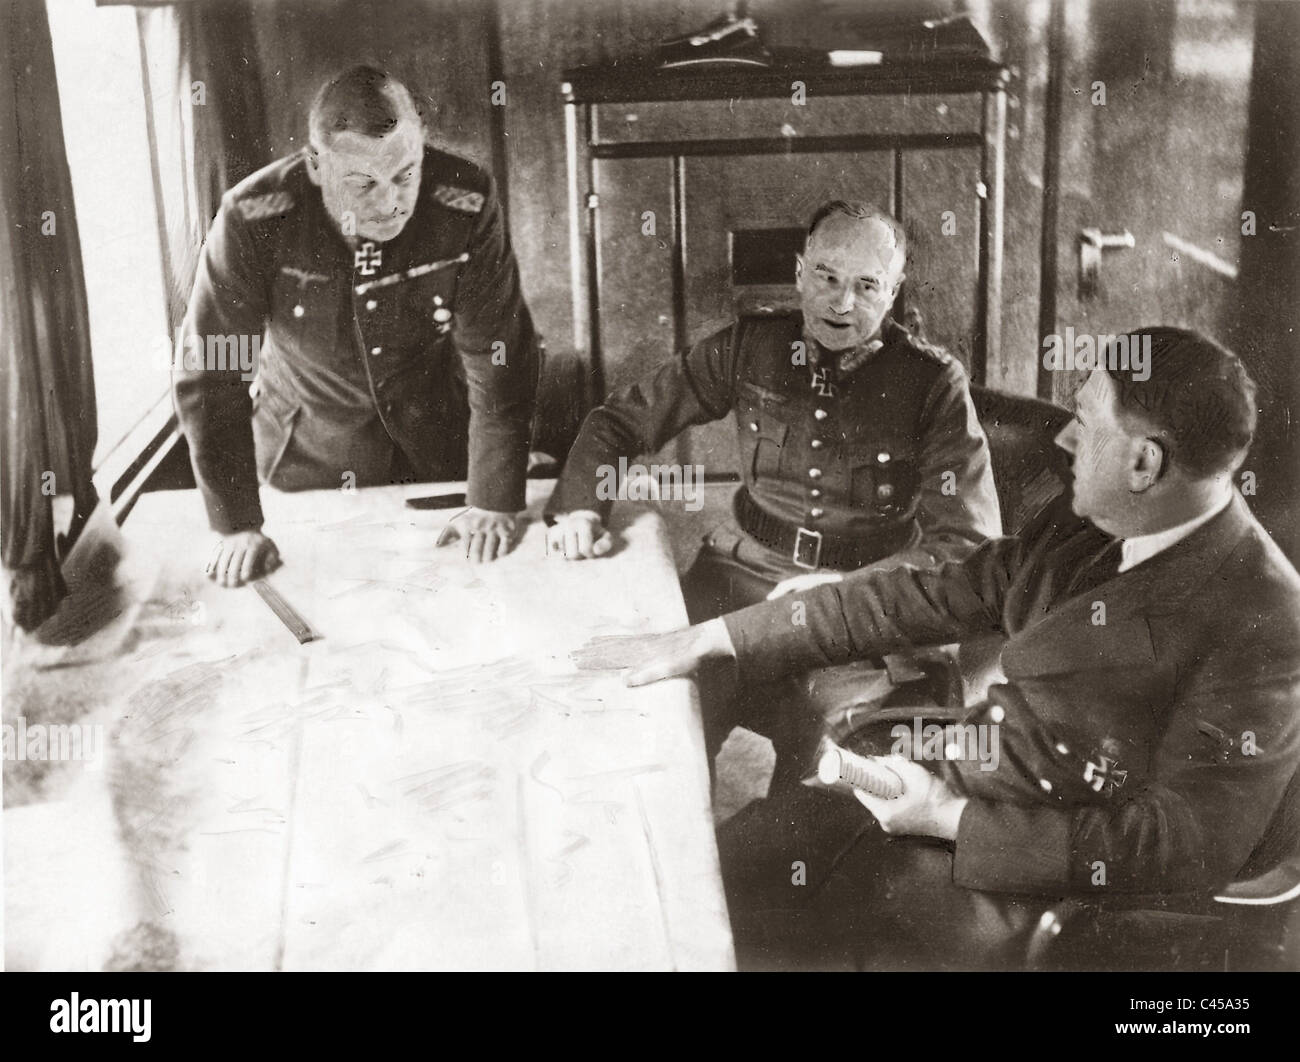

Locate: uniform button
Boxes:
[433,308,452,323]
[808,468,822,479]
[1039,778,1053,793]
[1055,742,1070,755]
[877,451,891,464]
[365,299,378,311]
[433,296,443,306]
[877,483,894,499]
[370,346,382,356]
[814,409,828,421]
[809,507,824,518]
[810,438,823,449]
[988,704,1005,723]
[810,488,822,499]
[749,421,759,432]
[292,304,305,318]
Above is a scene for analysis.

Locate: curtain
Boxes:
[138,0,269,327]
[1,0,99,631]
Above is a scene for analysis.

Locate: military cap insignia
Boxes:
[236,191,295,222]
[432,185,485,214]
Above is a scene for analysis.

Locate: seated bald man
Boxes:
[575,328,1300,969]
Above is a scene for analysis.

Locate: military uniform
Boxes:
[718,490,1300,967]
[549,311,1000,773]
[175,146,539,534]
[547,312,1001,615]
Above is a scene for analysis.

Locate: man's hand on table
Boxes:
[435,507,520,563]
[572,618,736,686]
[852,755,969,841]
[206,530,282,588]
[545,511,612,560]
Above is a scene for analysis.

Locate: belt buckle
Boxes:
[792,527,823,570]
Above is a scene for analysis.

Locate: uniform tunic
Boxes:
[547,312,1001,607]
[174,146,539,534]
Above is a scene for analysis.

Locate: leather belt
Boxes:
[733,488,899,572]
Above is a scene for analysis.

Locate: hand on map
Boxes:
[545,511,613,560]
[206,530,282,588]
[571,619,736,686]
[436,507,519,563]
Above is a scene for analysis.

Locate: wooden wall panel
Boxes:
[248,0,495,167]
[903,148,981,369]
[592,157,676,398]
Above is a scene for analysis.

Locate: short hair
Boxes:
[308,65,420,149]
[1105,327,1257,477]
[806,200,907,265]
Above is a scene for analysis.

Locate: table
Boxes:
[9,482,735,971]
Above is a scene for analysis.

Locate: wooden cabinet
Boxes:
[563,51,1009,470]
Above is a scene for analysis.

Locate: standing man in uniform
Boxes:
[175,65,539,585]
[575,329,1300,969]
[547,201,1000,775]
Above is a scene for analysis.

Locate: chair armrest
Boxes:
[1215,856,1300,906]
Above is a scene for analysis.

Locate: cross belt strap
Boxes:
[733,488,907,572]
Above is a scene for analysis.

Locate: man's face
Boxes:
[1054,369,1161,536]
[795,212,905,352]
[308,111,424,244]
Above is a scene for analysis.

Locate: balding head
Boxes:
[305,66,425,245]
[806,201,907,265]
[308,65,422,150]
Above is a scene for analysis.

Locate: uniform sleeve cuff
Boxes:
[952,798,1073,893]
[205,490,264,535]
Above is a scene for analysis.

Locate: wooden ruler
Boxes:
[252,580,322,644]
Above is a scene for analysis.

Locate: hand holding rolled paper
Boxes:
[817,745,905,798]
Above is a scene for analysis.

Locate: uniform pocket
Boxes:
[736,394,789,484]
[849,446,918,515]
[272,269,337,355]
[251,383,301,485]
[407,272,457,342]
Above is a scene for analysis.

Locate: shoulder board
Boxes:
[910,338,953,366]
[892,326,953,367]
[432,184,485,214]
[235,191,295,222]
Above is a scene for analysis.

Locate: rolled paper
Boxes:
[817,746,904,798]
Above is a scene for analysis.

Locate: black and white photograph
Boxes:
[2,0,1297,1004]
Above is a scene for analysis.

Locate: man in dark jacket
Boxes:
[575,328,1300,967]
[175,66,538,585]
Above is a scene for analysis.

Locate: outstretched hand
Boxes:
[571,619,736,686]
